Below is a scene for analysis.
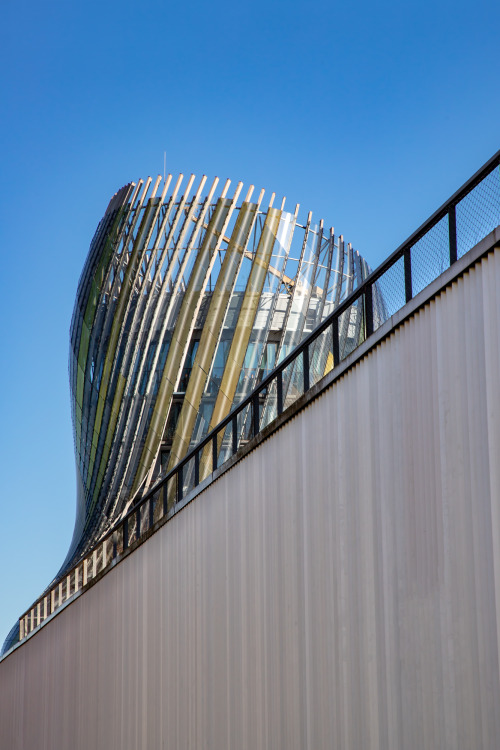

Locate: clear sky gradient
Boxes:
[1,0,499,644]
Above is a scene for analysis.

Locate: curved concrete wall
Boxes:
[1,245,500,749]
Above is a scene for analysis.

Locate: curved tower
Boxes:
[68,173,372,566]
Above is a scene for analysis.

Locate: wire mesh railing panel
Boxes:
[59,579,66,602]
[165,473,178,514]
[199,442,213,483]
[101,540,110,570]
[339,297,364,360]
[282,355,304,410]
[309,327,335,385]
[372,256,405,330]
[248,396,259,439]
[115,525,124,557]
[252,389,269,438]
[82,558,90,584]
[151,487,164,524]
[182,455,196,498]
[236,403,253,449]
[124,513,136,549]
[456,167,500,259]
[260,379,279,429]
[86,553,94,578]
[140,501,150,535]
[74,564,82,591]
[260,384,278,429]
[217,420,234,465]
[97,543,105,573]
[410,214,450,296]
[64,574,71,599]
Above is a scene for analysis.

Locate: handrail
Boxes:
[18,149,500,643]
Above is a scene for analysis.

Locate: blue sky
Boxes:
[1,0,499,645]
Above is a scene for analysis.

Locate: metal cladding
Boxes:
[65,173,371,569]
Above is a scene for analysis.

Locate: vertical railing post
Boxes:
[365,286,373,338]
[404,247,413,303]
[123,517,128,550]
[177,465,183,504]
[162,482,168,517]
[136,506,141,541]
[303,345,310,393]
[149,495,154,529]
[253,392,260,437]
[449,205,457,265]
[232,414,238,455]
[277,369,283,416]
[194,450,200,486]
[212,434,218,472]
[332,315,339,366]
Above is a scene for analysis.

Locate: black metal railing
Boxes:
[18,149,500,642]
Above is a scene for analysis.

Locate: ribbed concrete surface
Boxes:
[1,246,500,749]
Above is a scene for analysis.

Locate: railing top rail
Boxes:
[18,148,500,629]
[364,149,500,284]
